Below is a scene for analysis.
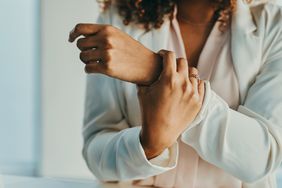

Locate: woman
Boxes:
[69,0,282,187]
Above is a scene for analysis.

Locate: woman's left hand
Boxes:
[137,50,205,159]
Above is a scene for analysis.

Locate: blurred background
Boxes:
[0,0,281,186]
[0,0,97,179]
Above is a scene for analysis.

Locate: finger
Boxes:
[84,61,105,74]
[176,58,188,80]
[69,23,104,42]
[198,80,205,103]
[158,50,177,77]
[189,67,199,94]
[77,35,101,51]
[80,49,105,64]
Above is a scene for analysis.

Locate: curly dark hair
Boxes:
[98,0,237,31]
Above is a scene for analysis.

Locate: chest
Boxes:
[132,16,263,115]
[178,22,214,68]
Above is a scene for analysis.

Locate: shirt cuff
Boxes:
[149,142,178,168]
[126,127,178,173]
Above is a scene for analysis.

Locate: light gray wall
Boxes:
[0,0,40,176]
[40,0,99,178]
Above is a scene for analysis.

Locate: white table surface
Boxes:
[1,175,146,188]
[1,170,282,188]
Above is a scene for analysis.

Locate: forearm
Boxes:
[83,126,176,181]
[181,83,282,183]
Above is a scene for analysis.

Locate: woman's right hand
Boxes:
[69,24,162,85]
[137,50,205,159]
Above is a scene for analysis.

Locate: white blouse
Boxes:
[132,14,242,188]
[82,2,281,188]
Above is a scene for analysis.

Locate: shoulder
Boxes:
[250,1,282,32]
[95,3,123,28]
[247,1,282,68]
[249,0,282,60]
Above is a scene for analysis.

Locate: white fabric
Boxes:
[142,13,242,188]
[82,0,282,187]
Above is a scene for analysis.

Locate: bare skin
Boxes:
[177,0,217,68]
[69,0,216,159]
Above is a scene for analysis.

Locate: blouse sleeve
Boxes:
[82,74,177,181]
[181,17,282,183]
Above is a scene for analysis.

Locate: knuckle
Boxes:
[103,61,113,75]
[102,37,113,49]
[104,50,113,62]
[79,52,85,61]
[103,36,109,44]
[76,38,85,49]
[84,65,91,74]
[75,23,82,32]
[103,25,114,35]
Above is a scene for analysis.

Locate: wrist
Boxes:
[139,128,169,159]
[140,52,162,86]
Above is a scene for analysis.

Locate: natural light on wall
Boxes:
[0,0,98,179]
[0,0,40,176]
